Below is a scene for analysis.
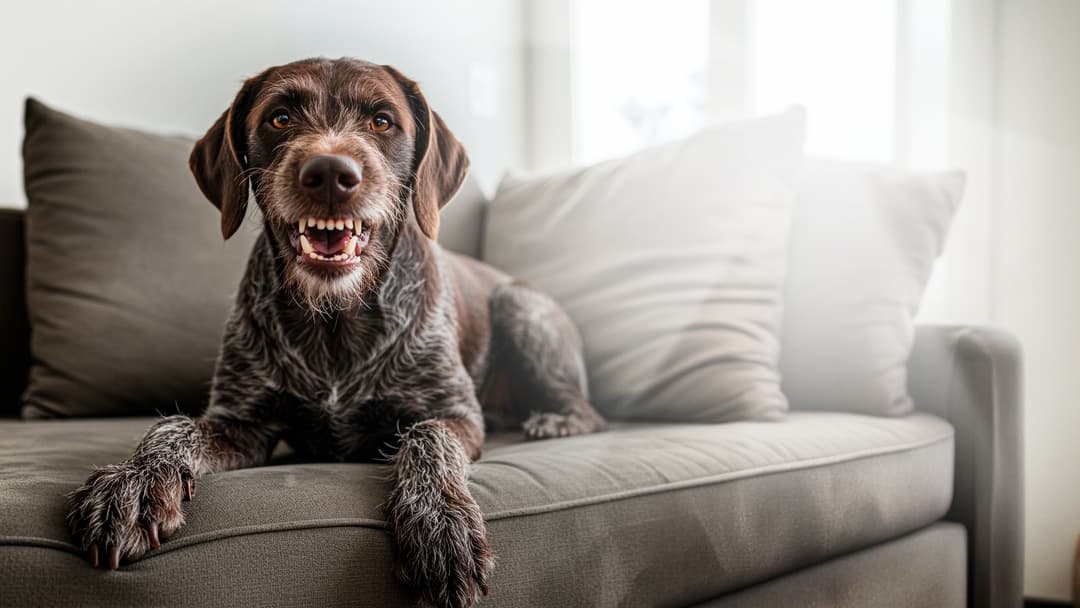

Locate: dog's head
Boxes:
[189,57,469,311]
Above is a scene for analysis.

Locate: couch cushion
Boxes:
[437,175,488,259]
[484,108,805,423]
[695,523,966,608]
[21,99,258,419]
[780,159,964,416]
[0,413,953,607]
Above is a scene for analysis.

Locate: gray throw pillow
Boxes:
[780,158,964,416]
[484,109,806,422]
[21,99,257,418]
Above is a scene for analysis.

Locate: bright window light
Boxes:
[570,0,710,165]
[751,0,897,162]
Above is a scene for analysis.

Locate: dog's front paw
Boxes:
[67,461,190,569]
[523,412,595,440]
[389,487,494,608]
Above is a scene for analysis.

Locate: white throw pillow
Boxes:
[484,108,805,422]
[780,158,964,416]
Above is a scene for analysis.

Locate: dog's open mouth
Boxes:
[289,217,372,267]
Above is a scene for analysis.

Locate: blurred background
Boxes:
[1,0,1076,602]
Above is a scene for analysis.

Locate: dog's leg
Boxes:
[68,308,280,569]
[490,281,605,440]
[386,415,493,608]
[66,413,277,569]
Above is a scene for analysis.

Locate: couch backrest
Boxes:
[0,209,29,417]
[437,175,488,259]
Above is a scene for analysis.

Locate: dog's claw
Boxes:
[148,522,161,549]
[107,545,120,570]
[89,543,99,568]
[182,479,195,501]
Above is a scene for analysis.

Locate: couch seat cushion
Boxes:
[0,413,953,607]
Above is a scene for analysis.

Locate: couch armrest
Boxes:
[907,325,1023,608]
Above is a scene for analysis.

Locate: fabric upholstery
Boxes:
[1,412,952,607]
[436,175,488,259]
[781,158,964,416]
[20,99,258,418]
[484,108,805,422]
[0,209,29,418]
[908,325,1024,608]
[694,523,967,608]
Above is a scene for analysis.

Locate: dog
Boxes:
[66,57,604,608]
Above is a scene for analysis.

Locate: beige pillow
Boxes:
[780,158,964,416]
[484,109,805,422]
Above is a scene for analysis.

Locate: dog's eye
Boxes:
[370,114,392,132]
[270,112,291,130]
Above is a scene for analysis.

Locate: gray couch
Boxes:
[0,190,1023,607]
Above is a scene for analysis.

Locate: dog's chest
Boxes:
[278,349,432,462]
[280,387,386,461]
[267,283,465,461]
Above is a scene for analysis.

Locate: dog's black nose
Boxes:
[299,154,362,204]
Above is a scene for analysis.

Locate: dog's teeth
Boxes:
[316,219,326,230]
[300,234,314,254]
[298,219,305,233]
[345,218,354,230]
[307,252,319,260]
[335,219,345,230]
[356,219,364,232]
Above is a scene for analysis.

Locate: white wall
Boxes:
[992,0,1080,600]
[523,0,573,170]
[0,0,527,207]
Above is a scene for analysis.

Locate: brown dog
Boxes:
[66,57,604,608]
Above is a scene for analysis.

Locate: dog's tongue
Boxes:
[309,228,353,255]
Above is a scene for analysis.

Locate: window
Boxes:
[569,0,710,164]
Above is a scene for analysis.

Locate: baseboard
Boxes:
[1026,598,1073,608]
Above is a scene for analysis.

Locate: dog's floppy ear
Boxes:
[384,65,470,240]
[189,75,264,240]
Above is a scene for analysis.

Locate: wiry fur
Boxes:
[67,57,604,608]
[387,418,493,608]
[254,129,406,314]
